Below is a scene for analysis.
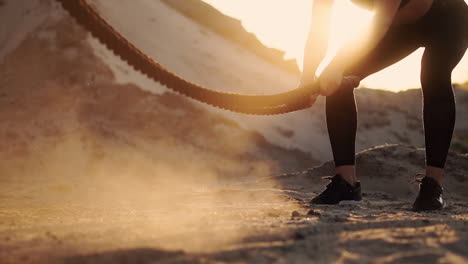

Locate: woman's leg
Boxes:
[410,0,468,211]
[420,35,467,183]
[326,25,422,185]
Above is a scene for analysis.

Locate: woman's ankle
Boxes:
[426,166,444,184]
[336,165,358,186]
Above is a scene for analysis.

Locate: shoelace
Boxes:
[322,176,340,187]
[413,173,426,184]
[413,173,444,197]
[320,175,342,195]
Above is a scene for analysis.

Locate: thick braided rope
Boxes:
[56,0,317,115]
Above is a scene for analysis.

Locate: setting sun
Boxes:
[203,0,468,91]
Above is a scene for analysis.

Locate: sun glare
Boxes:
[202,0,468,91]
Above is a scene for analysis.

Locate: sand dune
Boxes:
[0,0,467,263]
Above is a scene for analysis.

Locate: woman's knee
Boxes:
[326,86,355,103]
[325,88,357,120]
[422,81,455,106]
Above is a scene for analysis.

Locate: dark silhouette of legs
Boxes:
[326,24,421,172]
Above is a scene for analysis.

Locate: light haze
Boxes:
[203,0,468,91]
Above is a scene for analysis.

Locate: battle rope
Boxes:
[56,0,319,115]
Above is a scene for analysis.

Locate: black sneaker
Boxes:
[310,174,362,205]
[412,176,445,211]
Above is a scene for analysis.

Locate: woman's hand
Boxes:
[319,65,361,96]
[318,65,344,96]
[298,75,320,107]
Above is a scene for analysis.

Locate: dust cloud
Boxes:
[1,127,298,253]
[0,5,301,261]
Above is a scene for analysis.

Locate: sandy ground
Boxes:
[1,0,468,263]
[1,145,468,264]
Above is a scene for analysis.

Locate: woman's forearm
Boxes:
[301,0,334,82]
[302,30,329,80]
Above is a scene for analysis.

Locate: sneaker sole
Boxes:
[339,200,362,205]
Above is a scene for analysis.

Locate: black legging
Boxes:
[327,0,468,168]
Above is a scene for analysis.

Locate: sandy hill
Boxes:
[160,0,300,74]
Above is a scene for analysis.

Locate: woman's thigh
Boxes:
[344,24,422,79]
[421,33,467,97]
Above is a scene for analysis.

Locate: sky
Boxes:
[202,0,468,91]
